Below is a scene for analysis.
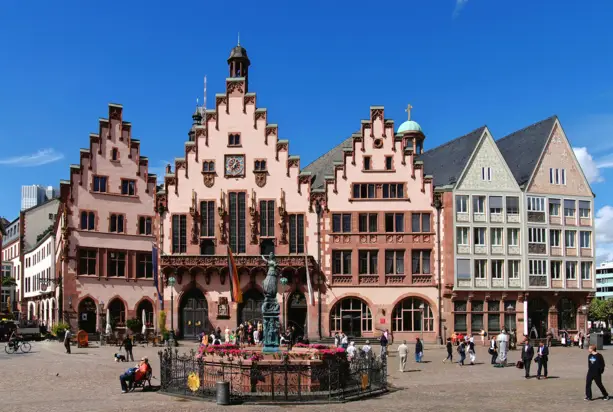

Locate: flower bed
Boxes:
[196,342,345,362]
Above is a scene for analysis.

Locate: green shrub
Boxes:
[159,310,167,334]
[51,322,70,336]
[126,318,142,333]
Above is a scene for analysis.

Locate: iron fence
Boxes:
[159,348,387,404]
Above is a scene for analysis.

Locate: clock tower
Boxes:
[228,40,251,92]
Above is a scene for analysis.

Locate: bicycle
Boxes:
[5,340,32,354]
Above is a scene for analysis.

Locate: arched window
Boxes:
[136,300,154,328]
[558,298,577,330]
[391,297,434,332]
[329,298,372,337]
[108,298,126,328]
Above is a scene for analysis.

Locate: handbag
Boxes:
[515,360,524,369]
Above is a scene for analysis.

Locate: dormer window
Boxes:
[254,160,267,172]
[228,133,241,147]
[203,161,215,172]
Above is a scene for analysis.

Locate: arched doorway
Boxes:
[136,300,154,330]
[557,298,577,331]
[108,299,126,330]
[238,289,264,326]
[391,297,434,332]
[329,297,372,337]
[527,298,549,339]
[78,297,97,333]
[287,291,307,338]
[179,288,209,338]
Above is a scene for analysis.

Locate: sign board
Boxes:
[380,318,386,324]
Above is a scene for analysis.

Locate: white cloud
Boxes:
[453,0,469,19]
[595,206,613,264]
[573,147,604,184]
[0,149,64,167]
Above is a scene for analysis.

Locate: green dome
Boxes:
[397,120,422,133]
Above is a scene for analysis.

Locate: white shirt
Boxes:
[347,345,356,357]
[362,345,371,353]
[398,344,409,356]
[341,335,348,345]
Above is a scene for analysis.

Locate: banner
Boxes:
[227,246,243,303]
[152,245,163,310]
[305,255,315,306]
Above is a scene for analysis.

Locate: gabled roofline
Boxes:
[523,118,558,190]
[452,127,489,189]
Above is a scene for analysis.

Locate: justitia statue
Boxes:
[261,253,281,353]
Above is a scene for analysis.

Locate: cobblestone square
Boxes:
[1,341,612,412]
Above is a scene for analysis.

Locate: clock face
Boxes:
[225,155,245,177]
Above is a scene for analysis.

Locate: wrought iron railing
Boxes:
[159,348,387,404]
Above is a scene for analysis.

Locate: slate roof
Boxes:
[302,136,354,189]
[496,115,557,187]
[419,126,487,188]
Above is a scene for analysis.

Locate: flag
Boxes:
[227,246,243,303]
[305,255,315,306]
[152,245,163,310]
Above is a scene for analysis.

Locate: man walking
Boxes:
[585,344,610,401]
[521,338,534,379]
[380,331,389,359]
[63,328,72,354]
[398,340,409,372]
[457,341,466,366]
[443,337,453,363]
[536,341,549,380]
[468,338,476,365]
[121,335,134,362]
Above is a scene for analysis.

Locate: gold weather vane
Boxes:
[405,104,413,121]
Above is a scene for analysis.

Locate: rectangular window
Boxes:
[456,227,469,245]
[549,199,561,216]
[551,261,562,280]
[107,251,126,277]
[359,213,378,233]
[564,200,576,217]
[121,179,136,196]
[474,228,486,245]
[259,200,275,237]
[579,201,591,218]
[229,192,246,253]
[473,196,485,213]
[363,156,371,170]
[136,253,153,278]
[527,197,545,212]
[254,159,267,171]
[454,313,467,332]
[385,250,405,275]
[171,215,187,253]
[457,259,471,279]
[93,176,107,193]
[481,167,492,181]
[456,195,468,213]
[202,160,215,172]
[507,228,519,246]
[506,197,519,214]
[80,211,95,231]
[111,148,118,161]
[332,213,352,233]
[200,201,215,237]
[491,228,503,246]
[471,313,484,332]
[508,260,520,279]
[411,213,431,232]
[411,250,431,275]
[228,133,241,146]
[385,156,393,170]
[580,231,591,248]
[382,183,404,199]
[474,260,487,279]
[529,260,547,275]
[358,250,378,275]
[489,196,502,214]
[565,230,576,248]
[385,213,404,232]
[565,261,577,280]
[288,214,305,254]
[352,183,376,199]
[528,227,546,243]
[138,216,152,235]
[109,214,124,233]
[581,261,592,280]
[332,251,352,275]
[77,249,97,275]
[491,260,504,279]
[488,312,500,332]
[550,229,561,247]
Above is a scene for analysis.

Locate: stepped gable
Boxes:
[419,126,486,188]
[496,115,557,187]
[302,137,354,190]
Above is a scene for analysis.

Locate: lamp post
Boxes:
[419,303,425,343]
[168,276,176,346]
[315,201,323,340]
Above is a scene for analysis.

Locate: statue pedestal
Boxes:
[262,308,281,354]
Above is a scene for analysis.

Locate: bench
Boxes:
[131,370,152,391]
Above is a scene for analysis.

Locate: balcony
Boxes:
[457,278,472,288]
[508,278,521,288]
[474,245,488,255]
[491,278,505,288]
[475,278,488,288]
[528,243,547,254]
[506,212,520,223]
[491,245,504,255]
[456,212,469,223]
[528,211,545,223]
[490,213,504,223]
[529,275,547,287]
[507,245,521,255]
[473,213,486,223]
[457,244,471,254]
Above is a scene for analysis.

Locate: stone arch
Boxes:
[390,295,435,333]
[238,288,265,327]
[135,298,155,331]
[77,296,98,333]
[178,285,209,338]
[107,296,127,329]
[328,295,373,338]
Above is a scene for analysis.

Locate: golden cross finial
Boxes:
[405,104,413,121]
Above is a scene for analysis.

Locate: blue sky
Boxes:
[1,0,613,258]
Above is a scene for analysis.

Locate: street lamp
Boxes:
[168,276,176,346]
[419,303,425,343]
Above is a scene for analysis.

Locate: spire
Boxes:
[237,32,240,46]
[228,41,251,92]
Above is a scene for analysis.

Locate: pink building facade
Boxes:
[57,104,158,334]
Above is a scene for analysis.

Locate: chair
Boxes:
[131,370,152,391]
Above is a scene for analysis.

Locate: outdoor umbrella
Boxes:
[105,309,112,335]
[141,309,147,335]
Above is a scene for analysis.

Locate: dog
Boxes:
[114,353,127,362]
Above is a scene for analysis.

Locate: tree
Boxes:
[1,277,16,288]
[589,299,613,328]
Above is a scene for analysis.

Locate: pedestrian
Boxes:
[480,329,486,346]
[415,337,423,363]
[536,341,549,380]
[121,335,134,362]
[333,332,339,347]
[398,340,409,372]
[520,338,534,379]
[585,344,609,401]
[579,333,585,350]
[346,341,356,361]
[457,341,466,366]
[340,332,348,350]
[468,338,476,365]
[63,328,72,354]
[489,335,498,365]
[361,340,372,358]
[443,337,453,363]
[379,331,388,358]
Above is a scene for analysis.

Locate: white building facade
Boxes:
[23,233,57,327]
